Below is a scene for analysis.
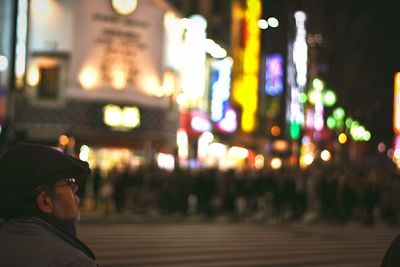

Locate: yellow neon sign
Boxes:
[232,0,261,132]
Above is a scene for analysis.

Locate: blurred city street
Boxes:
[1,0,400,266]
[78,213,399,267]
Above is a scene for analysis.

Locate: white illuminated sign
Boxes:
[15,0,28,87]
[293,11,307,87]
[182,15,207,102]
[72,0,165,102]
[164,12,184,72]
[286,11,308,139]
[103,104,140,130]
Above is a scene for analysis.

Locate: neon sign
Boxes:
[210,58,233,122]
[394,72,400,135]
[15,0,28,88]
[286,11,308,140]
[182,15,207,105]
[232,0,261,132]
[265,54,283,96]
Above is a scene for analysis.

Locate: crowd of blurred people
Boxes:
[77,160,400,226]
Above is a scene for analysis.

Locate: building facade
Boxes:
[10,0,182,170]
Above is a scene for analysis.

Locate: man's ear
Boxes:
[36,191,53,214]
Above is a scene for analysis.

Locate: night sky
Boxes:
[297,0,400,145]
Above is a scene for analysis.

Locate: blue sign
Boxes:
[265,54,284,96]
[210,58,232,122]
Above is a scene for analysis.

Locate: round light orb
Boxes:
[323,90,336,107]
[338,133,348,144]
[111,0,138,16]
[267,17,279,28]
[320,150,332,162]
[258,19,268,29]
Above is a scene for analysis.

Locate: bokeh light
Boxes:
[271,125,281,136]
[320,150,332,161]
[270,157,282,169]
[338,133,348,144]
[377,142,386,153]
[257,19,268,29]
[267,17,279,28]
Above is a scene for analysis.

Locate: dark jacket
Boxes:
[0,217,97,267]
[381,234,400,267]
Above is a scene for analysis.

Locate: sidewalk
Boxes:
[80,211,276,224]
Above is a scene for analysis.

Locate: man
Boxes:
[0,143,97,266]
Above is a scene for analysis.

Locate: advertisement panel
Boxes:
[70,0,165,105]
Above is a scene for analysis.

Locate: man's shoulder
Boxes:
[0,217,46,234]
[0,218,97,267]
[0,217,73,250]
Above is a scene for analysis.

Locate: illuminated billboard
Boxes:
[210,58,233,121]
[181,15,207,107]
[265,54,284,96]
[70,0,166,102]
[394,72,400,135]
[231,0,261,133]
[286,11,308,140]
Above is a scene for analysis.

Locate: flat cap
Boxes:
[0,143,91,201]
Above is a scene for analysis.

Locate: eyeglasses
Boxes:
[54,177,78,192]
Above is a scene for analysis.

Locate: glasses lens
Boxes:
[55,178,78,191]
[67,178,77,185]
[67,178,78,191]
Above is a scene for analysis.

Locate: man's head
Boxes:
[34,177,82,222]
[0,143,91,222]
